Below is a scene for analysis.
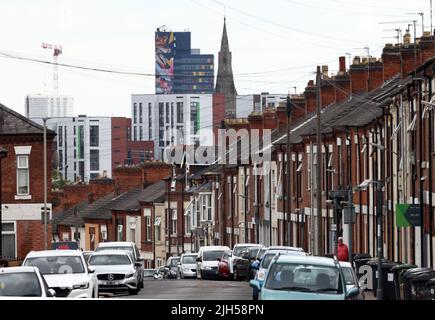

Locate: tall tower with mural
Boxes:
[215,18,237,118]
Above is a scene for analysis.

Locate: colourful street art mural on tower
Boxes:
[155,32,175,94]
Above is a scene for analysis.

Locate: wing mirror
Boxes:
[249,279,261,291]
[47,289,56,297]
[135,262,142,268]
[346,287,360,299]
[217,257,221,262]
[196,257,202,262]
[88,266,96,273]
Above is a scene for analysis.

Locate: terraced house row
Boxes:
[11,31,434,269]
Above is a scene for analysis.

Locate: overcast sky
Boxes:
[0,0,431,117]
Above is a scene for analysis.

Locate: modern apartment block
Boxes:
[131,94,219,160]
[25,94,74,125]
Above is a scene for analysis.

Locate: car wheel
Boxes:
[129,287,139,295]
[233,268,238,281]
[253,287,259,300]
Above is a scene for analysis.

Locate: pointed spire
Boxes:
[215,18,237,118]
[220,17,229,52]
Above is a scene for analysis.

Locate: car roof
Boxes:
[274,255,337,266]
[234,243,263,248]
[339,261,352,268]
[181,253,197,256]
[97,242,134,247]
[263,249,306,256]
[25,250,83,257]
[90,250,132,256]
[200,246,231,251]
[268,246,304,251]
[0,266,39,273]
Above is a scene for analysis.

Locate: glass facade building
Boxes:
[155,31,214,94]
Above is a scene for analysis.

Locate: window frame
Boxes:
[16,155,30,196]
[1,221,17,259]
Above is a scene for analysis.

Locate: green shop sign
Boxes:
[396,204,421,227]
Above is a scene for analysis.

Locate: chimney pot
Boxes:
[361,57,368,64]
[322,65,328,78]
[403,32,411,44]
[353,56,361,65]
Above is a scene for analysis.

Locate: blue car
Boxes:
[250,247,306,300]
[250,255,360,300]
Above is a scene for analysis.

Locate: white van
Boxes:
[196,246,231,280]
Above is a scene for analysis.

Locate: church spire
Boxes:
[215,18,237,118]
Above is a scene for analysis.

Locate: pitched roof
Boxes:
[138,180,167,203]
[110,189,143,211]
[79,192,117,220]
[52,201,89,233]
[0,103,55,136]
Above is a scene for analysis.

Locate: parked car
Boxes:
[250,247,268,280]
[154,266,165,279]
[230,244,263,280]
[251,248,306,300]
[0,266,56,298]
[88,250,142,295]
[143,268,157,280]
[196,246,231,280]
[217,250,233,279]
[95,242,144,288]
[179,253,198,279]
[339,261,365,300]
[82,251,93,265]
[22,250,98,298]
[166,256,180,279]
[250,255,360,300]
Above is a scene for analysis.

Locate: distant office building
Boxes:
[131,94,223,160]
[155,29,214,94]
[51,116,154,182]
[236,93,288,118]
[25,94,74,123]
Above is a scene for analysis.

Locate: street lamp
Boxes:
[355,179,384,300]
[0,147,8,258]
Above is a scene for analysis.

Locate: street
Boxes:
[104,279,252,300]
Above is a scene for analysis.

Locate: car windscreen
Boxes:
[233,246,252,257]
[260,253,276,269]
[25,256,85,274]
[342,267,356,285]
[169,258,180,267]
[182,256,197,264]
[89,254,131,266]
[265,262,343,294]
[203,250,225,261]
[249,247,260,259]
[0,272,42,297]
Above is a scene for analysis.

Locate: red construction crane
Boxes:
[42,42,63,97]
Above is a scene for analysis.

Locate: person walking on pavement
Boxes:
[337,237,349,261]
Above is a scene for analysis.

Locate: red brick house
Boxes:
[0,103,55,260]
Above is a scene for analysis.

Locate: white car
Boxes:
[179,253,198,279]
[339,261,365,300]
[0,266,56,298]
[23,250,98,298]
[196,246,231,280]
[88,250,142,295]
[230,243,263,280]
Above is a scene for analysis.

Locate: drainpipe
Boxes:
[356,129,363,253]
[370,125,377,257]
[428,69,434,268]
[417,79,425,267]
[394,97,402,262]
[323,139,330,254]
[386,108,394,261]
[346,128,352,258]
[364,133,370,254]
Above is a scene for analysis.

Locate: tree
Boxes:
[52,169,71,190]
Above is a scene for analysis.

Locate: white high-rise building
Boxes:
[49,116,112,183]
[25,94,74,126]
[131,94,215,160]
[236,93,288,118]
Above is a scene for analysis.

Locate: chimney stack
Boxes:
[353,56,361,65]
[339,56,346,74]
[322,65,329,78]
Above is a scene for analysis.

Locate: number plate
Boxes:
[105,281,119,285]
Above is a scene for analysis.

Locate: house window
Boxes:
[172,210,177,235]
[78,125,84,159]
[90,125,99,147]
[1,222,16,259]
[133,103,137,124]
[133,127,137,141]
[146,216,151,241]
[184,214,189,235]
[154,217,161,241]
[156,258,163,267]
[139,103,143,124]
[201,194,212,221]
[90,150,99,171]
[17,155,29,195]
[59,150,63,171]
[139,127,143,141]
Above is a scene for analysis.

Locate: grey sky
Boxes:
[0,0,430,117]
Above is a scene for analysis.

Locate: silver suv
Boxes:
[95,242,144,288]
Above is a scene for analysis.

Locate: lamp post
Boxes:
[0,147,8,257]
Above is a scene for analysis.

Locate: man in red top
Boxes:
[337,237,349,261]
